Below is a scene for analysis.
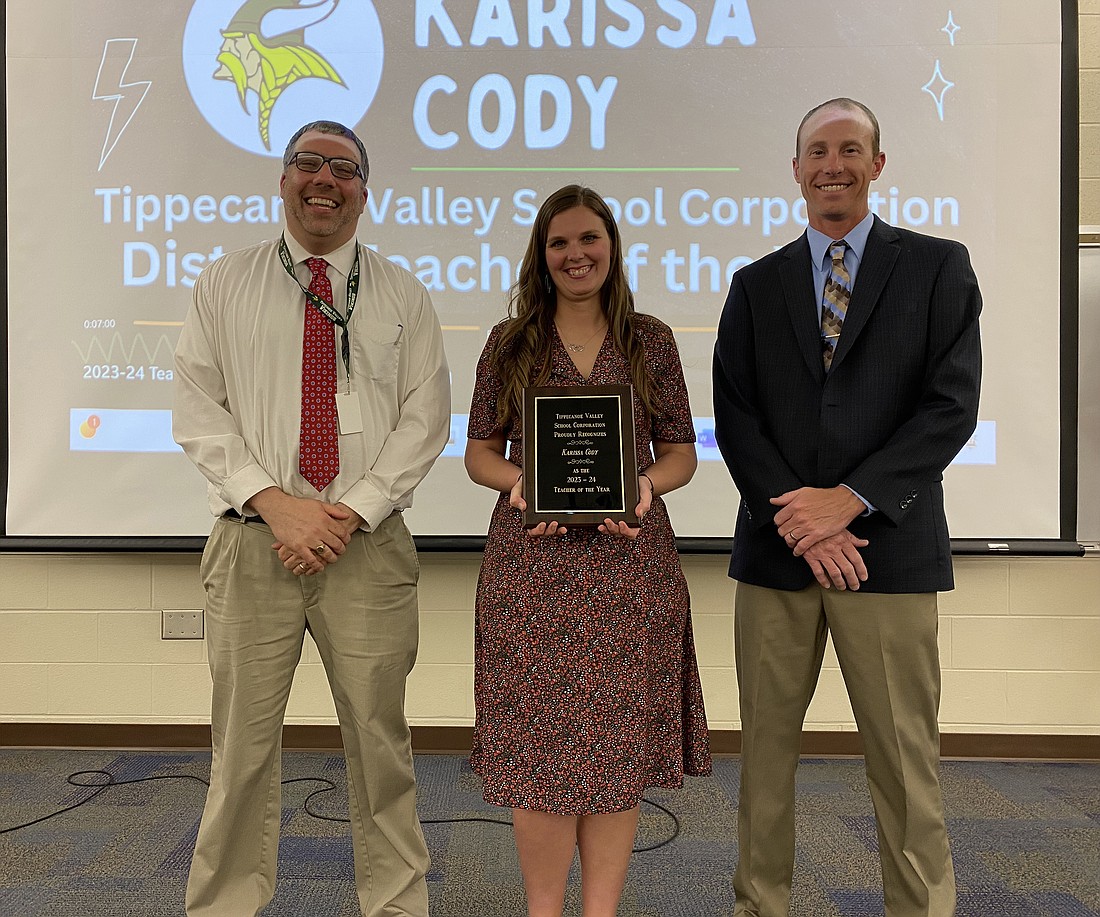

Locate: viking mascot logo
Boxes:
[183,0,383,156]
[214,0,343,150]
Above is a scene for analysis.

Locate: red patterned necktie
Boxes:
[299,257,339,490]
[821,241,851,371]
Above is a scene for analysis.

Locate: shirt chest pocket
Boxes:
[358,321,402,383]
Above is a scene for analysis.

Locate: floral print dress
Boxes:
[467,313,712,815]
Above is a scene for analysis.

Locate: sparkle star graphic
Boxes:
[922,60,955,121]
[942,11,960,46]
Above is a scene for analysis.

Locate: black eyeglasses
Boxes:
[289,151,363,181]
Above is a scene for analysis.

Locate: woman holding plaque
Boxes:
[464,184,711,917]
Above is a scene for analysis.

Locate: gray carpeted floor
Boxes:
[0,750,1098,915]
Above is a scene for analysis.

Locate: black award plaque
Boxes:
[521,384,639,528]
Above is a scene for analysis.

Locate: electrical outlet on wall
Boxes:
[162,609,204,640]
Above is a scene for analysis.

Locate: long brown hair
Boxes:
[490,184,660,428]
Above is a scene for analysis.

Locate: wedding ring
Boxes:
[312,544,326,556]
[296,562,307,572]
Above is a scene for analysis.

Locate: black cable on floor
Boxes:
[301,778,682,852]
[633,798,681,852]
[0,769,211,834]
[1,769,682,852]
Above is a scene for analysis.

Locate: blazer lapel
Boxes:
[830,217,900,371]
[779,235,826,382]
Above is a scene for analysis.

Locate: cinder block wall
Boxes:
[2,8,1099,736]
[1084,0,1099,220]
[2,554,1099,734]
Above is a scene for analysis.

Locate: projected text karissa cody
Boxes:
[413,0,757,150]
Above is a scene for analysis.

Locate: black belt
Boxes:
[224,508,265,524]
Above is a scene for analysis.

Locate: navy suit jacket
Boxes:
[712,216,982,594]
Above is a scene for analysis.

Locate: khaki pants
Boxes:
[732,583,955,917]
[185,513,430,917]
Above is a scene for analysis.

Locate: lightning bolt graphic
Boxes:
[92,38,152,171]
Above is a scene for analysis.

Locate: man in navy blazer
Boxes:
[713,98,981,916]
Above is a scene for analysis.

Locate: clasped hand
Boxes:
[771,486,868,590]
[250,489,361,576]
[771,485,863,553]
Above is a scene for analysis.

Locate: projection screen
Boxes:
[4,0,1068,540]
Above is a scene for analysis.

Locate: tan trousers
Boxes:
[185,513,430,917]
[732,583,955,917]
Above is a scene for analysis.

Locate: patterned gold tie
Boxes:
[821,241,850,371]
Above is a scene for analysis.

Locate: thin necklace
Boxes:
[557,322,607,354]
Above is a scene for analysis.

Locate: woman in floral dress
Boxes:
[464,184,711,917]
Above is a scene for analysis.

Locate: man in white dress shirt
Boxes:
[174,120,450,917]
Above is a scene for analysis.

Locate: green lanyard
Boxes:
[278,235,360,381]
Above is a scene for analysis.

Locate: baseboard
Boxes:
[2,724,1098,760]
